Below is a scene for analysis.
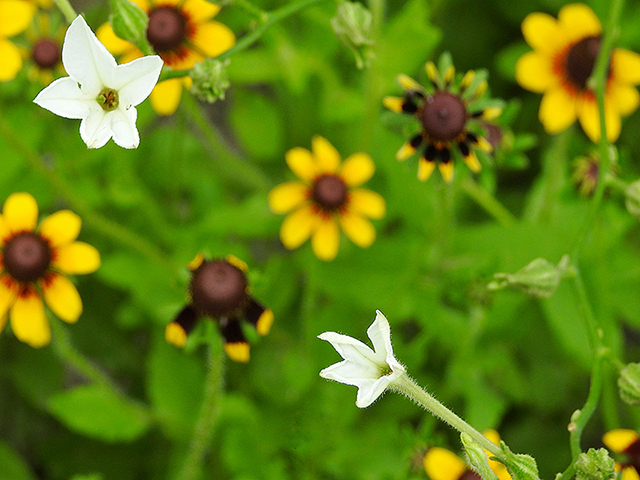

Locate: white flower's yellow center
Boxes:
[97,87,119,111]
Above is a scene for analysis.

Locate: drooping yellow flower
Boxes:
[0,0,37,82]
[0,193,101,347]
[516,3,640,142]
[97,0,235,115]
[603,429,640,480]
[268,136,386,261]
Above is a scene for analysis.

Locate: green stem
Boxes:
[461,176,517,226]
[228,0,267,19]
[175,340,225,480]
[392,374,506,462]
[53,0,77,24]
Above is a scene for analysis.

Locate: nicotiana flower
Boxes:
[33,15,163,149]
[165,254,273,363]
[0,0,37,81]
[268,136,386,261]
[318,310,405,408]
[0,193,101,348]
[516,3,640,142]
[97,0,235,115]
[384,60,500,182]
[603,429,640,480]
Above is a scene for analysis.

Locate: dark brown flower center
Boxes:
[565,35,601,90]
[147,6,187,53]
[190,260,248,317]
[312,175,347,211]
[3,232,52,283]
[421,91,467,141]
[32,38,61,69]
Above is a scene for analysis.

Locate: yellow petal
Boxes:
[423,447,466,480]
[539,88,578,134]
[558,3,602,44]
[612,49,640,85]
[339,211,376,248]
[348,188,386,219]
[463,150,481,172]
[165,322,187,347]
[521,12,565,54]
[0,38,22,82]
[339,152,375,187]
[268,181,309,214]
[96,23,136,56]
[164,47,203,71]
[383,96,405,113]
[131,0,149,12]
[150,79,184,116]
[3,192,38,233]
[256,309,273,336]
[0,276,18,320]
[577,95,620,143]
[181,0,220,22]
[190,21,235,58]
[0,0,36,37]
[398,73,423,93]
[53,242,101,275]
[439,162,454,183]
[311,217,340,261]
[286,147,318,181]
[225,342,250,363]
[623,467,640,480]
[43,274,82,323]
[515,51,556,93]
[312,136,341,174]
[610,82,640,116]
[279,205,317,250]
[396,142,417,161]
[603,429,638,453]
[11,292,50,348]
[418,158,436,181]
[39,210,81,247]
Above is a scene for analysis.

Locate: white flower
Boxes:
[33,15,163,149]
[318,310,406,408]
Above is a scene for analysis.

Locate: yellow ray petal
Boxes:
[610,82,640,116]
[0,0,36,37]
[438,162,454,183]
[0,39,23,82]
[612,49,640,85]
[279,205,317,250]
[623,466,640,480]
[188,253,204,270]
[348,188,386,220]
[539,88,578,134]
[425,62,439,83]
[190,21,235,58]
[311,217,340,261]
[150,79,184,116]
[256,309,273,336]
[0,276,18,320]
[558,3,602,44]
[339,211,376,248]
[181,0,220,22]
[396,142,417,161]
[11,291,50,348]
[96,23,136,56]
[463,150,481,172]
[225,342,250,363]
[53,242,101,275]
[339,152,375,187]
[3,192,38,233]
[423,447,466,480]
[42,274,82,323]
[312,136,341,174]
[603,429,638,453]
[286,146,318,181]
[226,254,247,272]
[460,70,475,89]
[418,158,436,181]
[521,12,565,53]
[383,96,405,113]
[39,210,81,247]
[164,47,203,71]
[398,73,423,93]
[577,95,620,143]
[482,107,502,121]
[268,181,309,214]
[165,322,187,347]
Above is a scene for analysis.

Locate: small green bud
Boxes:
[108,0,153,55]
[487,255,575,299]
[330,1,375,69]
[625,180,640,218]
[574,448,616,480]
[461,433,499,480]
[190,59,230,104]
[618,363,640,406]
[498,442,540,480]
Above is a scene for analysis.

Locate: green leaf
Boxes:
[48,385,152,442]
[108,0,152,54]
[0,441,36,480]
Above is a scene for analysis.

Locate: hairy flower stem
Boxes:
[392,374,506,462]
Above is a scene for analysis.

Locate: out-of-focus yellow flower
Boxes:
[0,0,37,81]
[603,429,640,480]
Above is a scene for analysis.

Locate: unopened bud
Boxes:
[460,433,499,480]
[108,0,153,54]
[498,442,540,480]
[574,448,615,480]
[190,59,230,103]
[330,1,375,69]
[619,363,640,407]
[625,180,640,218]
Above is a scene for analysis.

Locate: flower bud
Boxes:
[574,448,615,480]
[460,433,499,480]
[330,1,375,69]
[108,0,153,54]
[498,442,540,480]
[190,59,231,103]
[625,180,640,218]
[618,363,640,406]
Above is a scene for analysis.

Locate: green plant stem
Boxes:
[393,374,506,462]
[228,0,266,19]
[175,340,225,480]
[461,177,517,226]
[54,0,77,23]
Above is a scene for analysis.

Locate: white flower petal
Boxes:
[62,15,117,95]
[110,107,139,149]
[356,377,392,408]
[113,56,164,107]
[33,77,93,119]
[79,105,111,149]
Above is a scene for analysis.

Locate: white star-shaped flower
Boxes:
[318,310,406,408]
[33,15,163,149]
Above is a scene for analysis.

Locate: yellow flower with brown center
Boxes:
[0,0,37,82]
[516,3,640,142]
[165,254,273,363]
[0,193,101,347]
[384,61,499,183]
[603,429,640,480]
[268,136,386,262]
[97,0,235,115]
[23,13,65,85]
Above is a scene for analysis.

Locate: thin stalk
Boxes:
[461,177,517,226]
[54,0,77,23]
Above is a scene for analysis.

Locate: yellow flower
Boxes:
[516,3,640,142]
[165,254,273,363]
[0,193,101,347]
[23,13,65,85]
[0,0,37,82]
[268,136,386,262]
[384,61,499,183]
[97,0,235,115]
[603,429,640,480]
